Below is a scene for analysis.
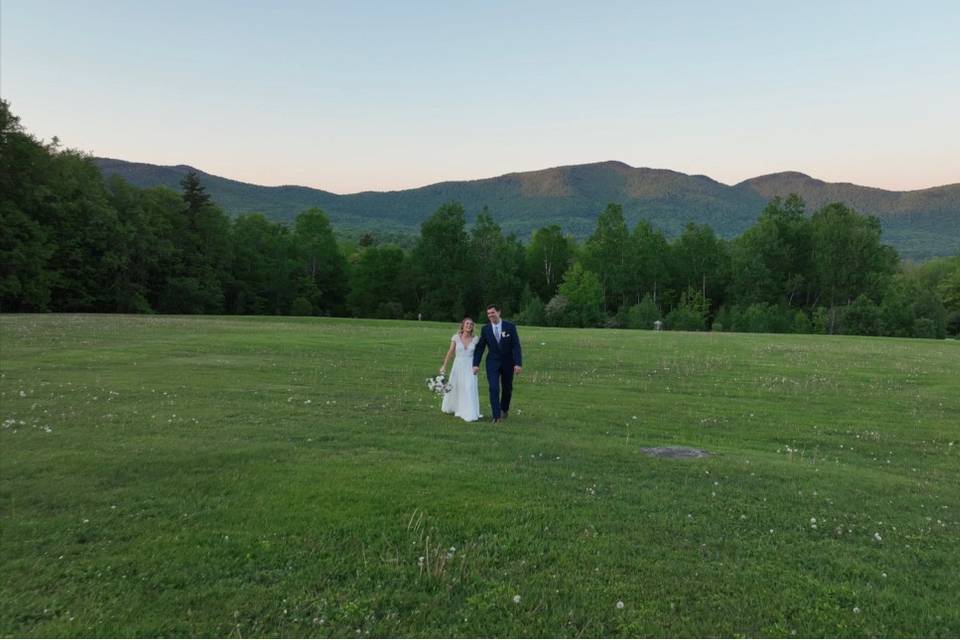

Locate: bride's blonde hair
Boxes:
[459,316,475,336]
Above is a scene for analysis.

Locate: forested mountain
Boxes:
[5,99,957,337]
[95,157,960,260]
[736,172,960,259]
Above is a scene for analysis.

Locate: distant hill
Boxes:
[735,172,960,259]
[94,158,960,259]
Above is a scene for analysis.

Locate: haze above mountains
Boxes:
[94,158,960,260]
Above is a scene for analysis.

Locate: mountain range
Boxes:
[93,158,960,260]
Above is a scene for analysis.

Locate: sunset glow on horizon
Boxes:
[3,0,958,194]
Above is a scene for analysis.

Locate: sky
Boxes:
[2,0,959,193]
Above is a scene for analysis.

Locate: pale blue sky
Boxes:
[3,0,958,192]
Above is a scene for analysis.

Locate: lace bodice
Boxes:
[453,334,478,359]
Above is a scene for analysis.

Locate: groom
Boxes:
[473,303,522,423]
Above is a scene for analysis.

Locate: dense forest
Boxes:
[3,101,958,338]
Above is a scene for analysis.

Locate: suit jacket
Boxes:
[473,320,522,370]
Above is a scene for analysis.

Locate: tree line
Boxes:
[2,101,958,338]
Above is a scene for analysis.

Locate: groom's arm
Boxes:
[473,329,487,370]
[511,323,522,368]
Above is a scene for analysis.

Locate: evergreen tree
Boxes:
[665,286,710,331]
[0,100,55,310]
[582,203,631,312]
[293,208,348,315]
[347,245,408,318]
[412,202,474,320]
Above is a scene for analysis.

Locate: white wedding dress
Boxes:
[441,334,481,422]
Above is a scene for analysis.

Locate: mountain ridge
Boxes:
[93,157,960,259]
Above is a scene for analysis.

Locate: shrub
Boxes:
[665,288,709,331]
[627,294,661,330]
[812,307,830,334]
[545,295,574,327]
[517,296,546,326]
[792,310,812,334]
[912,318,939,339]
[290,297,314,316]
[839,295,880,336]
[711,306,731,332]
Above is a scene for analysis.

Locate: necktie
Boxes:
[495,325,501,342]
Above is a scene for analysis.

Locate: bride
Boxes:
[439,317,481,422]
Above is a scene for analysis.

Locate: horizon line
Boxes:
[93,155,960,196]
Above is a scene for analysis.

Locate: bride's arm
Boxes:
[440,340,455,373]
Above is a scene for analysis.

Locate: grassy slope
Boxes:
[1,315,958,637]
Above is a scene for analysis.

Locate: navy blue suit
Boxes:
[473,320,522,420]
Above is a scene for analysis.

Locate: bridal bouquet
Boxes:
[426,373,452,396]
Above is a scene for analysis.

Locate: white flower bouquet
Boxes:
[426,373,452,396]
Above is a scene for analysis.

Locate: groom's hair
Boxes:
[486,303,500,312]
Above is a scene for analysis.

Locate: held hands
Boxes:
[472,366,479,375]
[514,366,522,374]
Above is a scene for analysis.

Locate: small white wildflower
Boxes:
[616,601,625,609]
[853,607,861,614]
[874,532,882,542]
[512,594,521,604]
[881,572,887,578]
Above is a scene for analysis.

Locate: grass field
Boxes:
[1,314,958,637]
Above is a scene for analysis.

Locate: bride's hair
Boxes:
[459,316,475,336]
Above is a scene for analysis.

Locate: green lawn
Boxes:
[1,315,958,637]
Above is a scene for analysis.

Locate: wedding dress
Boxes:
[441,334,481,422]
